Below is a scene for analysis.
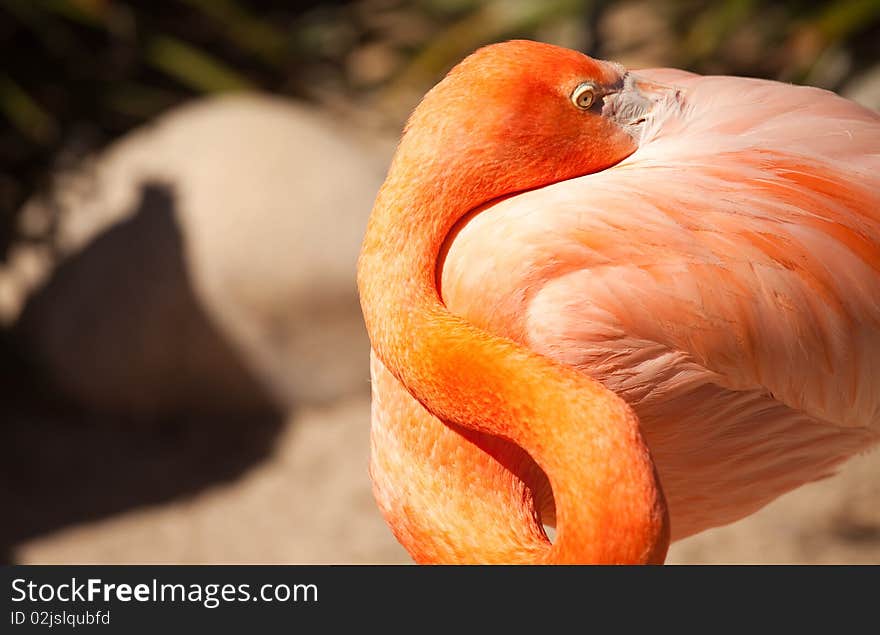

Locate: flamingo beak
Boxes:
[602,73,677,141]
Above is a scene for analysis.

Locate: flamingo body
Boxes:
[361,41,880,563]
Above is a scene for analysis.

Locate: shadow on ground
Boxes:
[0,184,284,563]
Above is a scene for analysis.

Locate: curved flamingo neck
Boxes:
[358,142,670,564]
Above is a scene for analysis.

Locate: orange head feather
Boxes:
[387,40,642,219]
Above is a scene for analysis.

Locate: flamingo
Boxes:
[357,40,880,564]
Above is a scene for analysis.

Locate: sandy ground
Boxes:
[6,391,878,565]
[6,396,409,565]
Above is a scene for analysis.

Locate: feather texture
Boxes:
[362,42,880,560]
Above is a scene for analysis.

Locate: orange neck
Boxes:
[358,151,669,564]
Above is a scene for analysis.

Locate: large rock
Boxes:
[9,94,388,417]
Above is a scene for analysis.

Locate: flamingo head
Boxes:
[392,39,669,208]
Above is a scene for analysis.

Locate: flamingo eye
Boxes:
[571,82,597,110]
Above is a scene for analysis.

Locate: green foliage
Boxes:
[1,0,878,258]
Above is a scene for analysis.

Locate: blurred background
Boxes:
[1,0,878,565]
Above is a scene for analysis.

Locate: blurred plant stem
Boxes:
[145,36,256,93]
[814,0,880,42]
[178,0,289,66]
[0,75,57,144]
[796,0,880,85]
[682,0,757,63]
[26,0,105,26]
[380,0,586,117]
